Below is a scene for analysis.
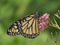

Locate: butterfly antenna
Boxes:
[35,11,39,17]
[35,11,38,15]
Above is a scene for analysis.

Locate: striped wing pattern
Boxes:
[18,15,39,38]
[7,14,40,38]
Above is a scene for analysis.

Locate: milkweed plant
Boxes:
[39,10,60,31]
[39,10,60,44]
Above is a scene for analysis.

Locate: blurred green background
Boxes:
[0,0,60,45]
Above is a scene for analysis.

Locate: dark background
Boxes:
[0,0,60,45]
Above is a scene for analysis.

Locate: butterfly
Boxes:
[7,12,40,39]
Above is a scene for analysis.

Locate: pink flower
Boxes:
[39,13,50,31]
[39,23,45,31]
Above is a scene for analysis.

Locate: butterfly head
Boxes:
[7,23,20,36]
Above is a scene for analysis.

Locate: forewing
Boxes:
[7,21,20,36]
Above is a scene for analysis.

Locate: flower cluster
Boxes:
[39,13,50,31]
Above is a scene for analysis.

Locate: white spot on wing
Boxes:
[16,29,18,32]
[8,30,11,32]
[14,26,17,28]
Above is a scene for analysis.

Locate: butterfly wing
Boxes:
[7,13,40,38]
[18,14,40,38]
[7,21,21,36]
